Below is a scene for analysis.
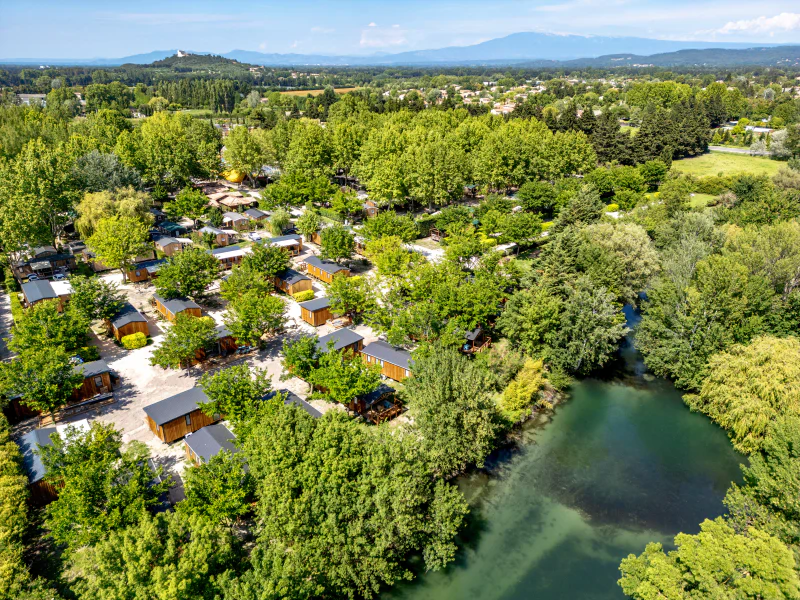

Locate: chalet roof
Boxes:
[304,256,349,275]
[358,383,395,408]
[299,296,330,312]
[215,324,233,339]
[200,226,225,235]
[144,387,209,426]
[244,208,268,219]
[210,244,242,255]
[465,326,484,341]
[16,420,90,484]
[264,234,302,247]
[276,268,310,286]
[316,328,363,353]
[131,259,167,274]
[223,211,249,221]
[265,389,322,419]
[160,221,187,234]
[73,359,110,379]
[184,423,239,464]
[152,294,201,315]
[153,236,180,248]
[32,245,57,257]
[111,302,147,329]
[21,280,57,303]
[360,340,411,370]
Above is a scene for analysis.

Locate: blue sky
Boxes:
[1,0,799,58]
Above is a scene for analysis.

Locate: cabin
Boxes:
[214,324,239,356]
[274,269,313,295]
[149,207,167,224]
[85,249,156,274]
[153,235,184,257]
[127,258,167,283]
[265,234,303,256]
[265,389,322,419]
[159,221,189,237]
[299,296,333,327]
[462,326,491,354]
[16,420,90,505]
[209,245,248,270]
[364,199,379,218]
[351,383,402,424]
[144,387,220,444]
[316,328,364,354]
[72,360,113,401]
[184,423,242,466]
[222,212,250,231]
[360,340,412,382]
[12,246,76,280]
[199,226,235,247]
[304,256,350,284]
[21,280,72,311]
[244,208,269,223]
[152,294,202,322]
[110,302,149,341]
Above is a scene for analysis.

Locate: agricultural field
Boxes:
[671,151,783,178]
[279,87,358,96]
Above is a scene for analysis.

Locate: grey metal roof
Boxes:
[215,324,233,339]
[21,280,56,303]
[358,383,396,408]
[360,340,411,370]
[152,294,201,315]
[16,420,90,484]
[316,328,363,353]
[73,359,110,379]
[131,259,166,273]
[153,236,180,248]
[304,255,349,275]
[277,268,310,286]
[244,208,268,219]
[112,302,147,329]
[266,234,302,244]
[223,212,248,221]
[298,296,330,312]
[265,389,322,419]
[184,423,239,463]
[210,245,241,255]
[144,387,209,426]
[200,226,225,235]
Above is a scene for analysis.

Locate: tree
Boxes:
[501,211,542,251]
[72,150,141,193]
[223,126,264,186]
[0,347,84,417]
[516,181,558,213]
[75,187,152,239]
[500,358,547,422]
[199,364,273,431]
[327,275,375,323]
[320,223,355,262]
[269,207,291,236]
[618,518,800,600]
[68,275,125,325]
[330,188,363,221]
[87,215,151,281]
[150,314,217,370]
[405,345,501,477]
[223,292,286,347]
[360,210,419,243]
[72,511,238,600]
[552,185,605,232]
[295,210,320,241]
[592,110,629,164]
[659,177,691,217]
[310,343,382,405]
[242,242,290,279]
[219,265,272,302]
[498,285,562,358]
[684,336,800,454]
[154,247,219,300]
[364,236,424,278]
[8,300,88,354]
[180,451,252,527]
[638,159,669,191]
[40,422,169,556]
[163,186,208,224]
[280,336,320,386]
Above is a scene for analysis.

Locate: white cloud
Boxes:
[360,24,408,48]
[717,12,800,35]
[311,26,335,34]
[368,22,377,27]
[290,40,299,49]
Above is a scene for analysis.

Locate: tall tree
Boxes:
[223,126,265,187]
[223,291,286,348]
[87,215,151,281]
[154,247,219,300]
[150,314,217,370]
[0,347,84,417]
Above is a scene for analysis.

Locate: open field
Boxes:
[279,87,358,96]
[671,151,782,178]
[689,193,717,209]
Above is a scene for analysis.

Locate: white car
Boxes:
[53,273,67,281]
[27,274,39,281]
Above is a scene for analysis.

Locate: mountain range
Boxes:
[1,32,798,67]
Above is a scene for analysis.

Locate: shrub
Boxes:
[9,292,24,323]
[4,269,19,292]
[76,346,101,361]
[541,221,554,232]
[415,214,436,237]
[479,236,498,248]
[606,203,620,212]
[293,290,315,302]
[121,332,148,350]
[318,208,344,223]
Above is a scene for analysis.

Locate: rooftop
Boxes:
[73,359,110,379]
[111,302,147,329]
[184,423,239,464]
[299,296,331,312]
[21,280,57,303]
[143,387,209,426]
[153,294,201,315]
[360,340,412,370]
[17,420,90,484]
[304,256,349,275]
[277,268,310,286]
[316,328,364,353]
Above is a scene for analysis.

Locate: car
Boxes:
[53,273,67,281]
[248,232,262,242]
[26,274,39,281]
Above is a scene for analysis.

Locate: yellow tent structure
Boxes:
[221,170,246,184]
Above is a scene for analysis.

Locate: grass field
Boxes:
[671,151,782,178]
[689,193,717,209]
[279,87,358,97]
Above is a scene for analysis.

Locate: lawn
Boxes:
[671,151,782,178]
[279,87,358,97]
[689,193,717,209]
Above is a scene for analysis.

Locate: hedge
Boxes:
[0,413,31,597]
[121,332,148,350]
[8,293,24,324]
[293,290,315,302]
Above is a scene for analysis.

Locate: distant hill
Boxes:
[559,45,800,68]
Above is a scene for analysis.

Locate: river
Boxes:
[386,308,745,600]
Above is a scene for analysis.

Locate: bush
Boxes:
[318,208,344,223]
[121,332,148,350]
[9,292,24,323]
[541,221,554,232]
[292,290,315,302]
[4,268,19,292]
[76,346,101,361]
[415,214,436,237]
[605,203,620,212]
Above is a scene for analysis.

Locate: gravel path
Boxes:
[708,145,768,156]
[0,292,14,361]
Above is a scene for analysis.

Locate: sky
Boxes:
[1,0,799,58]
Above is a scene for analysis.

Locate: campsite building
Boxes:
[316,328,364,354]
[264,234,303,256]
[20,279,72,311]
[153,294,202,322]
[12,246,77,280]
[209,245,248,269]
[110,302,149,341]
[244,208,269,223]
[72,360,113,401]
[153,236,185,257]
[304,256,350,284]
[274,269,312,295]
[127,258,167,283]
[359,340,412,382]
[299,296,333,327]
[222,212,250,231]
[144,387,220,444]
[199,226,235,247]
[184,423,240,465]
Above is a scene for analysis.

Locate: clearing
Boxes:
[671,151,782,178]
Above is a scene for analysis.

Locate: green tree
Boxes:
[8,301,88,354]
[72,150,141,194]
[360,210,419,243]
[280,336,320,387]
[320,223,355,262]
[150,314,216,370]
[164,186,209,224]
[68,275,125,325]
[199,364,273,431]
[269,207,291,236]
[330,188,363,221]
[364,236,423,278]
[498,285,562,357]
[639,159,669,191]
[405,345,501,477]
[87,215,151,281]
[223,126,264,187]
[219,265,272,302]
[310,342,382,406]
[327,274,375,323]
[154,247,219,300]
[552,185,605,232]
[75,187,152,238]
[180,451,251,527]
[242,242,290,279]
[223,291,286,347]
[294,210,320,241]
[659,177,691,217]
[516,181,558,213]
[501,211,542,251]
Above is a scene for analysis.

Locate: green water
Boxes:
[387,313,745,600]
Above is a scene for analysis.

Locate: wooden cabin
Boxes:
[86,249,155,274]
[153,235,184,257]
[316,328,364,354]
[110,302,149,341]
[209,245,248,270]
[360,340,412,382]
[350,384,402,424]
[16,420,90,505]
[72,360,113,401]
[274,269,313,295]
[199,226,235,247]
[266,389,322,419]
[149,207,167,224]
[222,212,250,231]
[12,246,76,280]
[462,326,491,354]
[364,199,379,218]
[144,387,220,444]
[299,296,333,327]
[244,208,269,223]
[304,256,350,284]
[184,423,241,465]
[127,259,167,283]
[215,325,239,356]
[265,234,303,256]
[158,221,189,237]
[21,280,72,312]
[153,294,202,322]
